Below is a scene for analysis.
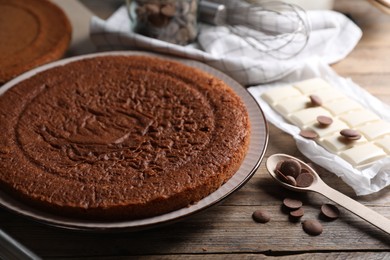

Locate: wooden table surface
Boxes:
[1,0,390,259]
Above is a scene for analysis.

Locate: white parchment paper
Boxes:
[248,57,390,196]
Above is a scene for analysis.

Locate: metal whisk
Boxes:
[199,0,310,59]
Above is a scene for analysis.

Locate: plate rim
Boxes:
[0,51,269,232]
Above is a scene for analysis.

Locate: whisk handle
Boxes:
[199,0,227,26]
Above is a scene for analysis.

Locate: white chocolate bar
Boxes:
[319,134,368,153]
[261,77,390,168]
[261,86,301,105]
[274,96,310,116]
[357,121,390,140]
[322,98,363,115]
[339,110,380,127]
[306,118,348,138]
[293,78,332,94]
[310,88,346,103]
[375,137,390,153]
[289,107,332,128]
[340,143,387,166]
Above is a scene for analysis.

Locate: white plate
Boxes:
[0,51,268,231]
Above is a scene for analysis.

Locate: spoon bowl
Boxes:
[266,153,321,192]
[266,153,390,235]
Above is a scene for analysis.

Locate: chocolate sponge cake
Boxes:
[0,0,71,84]
[0,55,250,220]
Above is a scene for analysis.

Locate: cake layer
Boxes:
[0,0,71,84]
[0,55,251,220]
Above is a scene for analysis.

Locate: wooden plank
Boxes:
[0,0,389,258]
[1,199,389,258]
[138,252,390,260]
[38,252,390,259]
[332,47,390,75]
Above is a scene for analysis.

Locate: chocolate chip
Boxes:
[148,13,169,27]
[144,3,160,14]
[132,0,198,45]
[299,129,318,139]
[302,219,323,236]
[275,158,317,187]
[309,94,322,106]
[321,203,340,220]
[289,207,304,218]
[280,159,301,178]
[283,198,303,210]
[296,172,314,187]
[161,4,176,17]
[275,168,285,177]
[275,160,283,171]
[317,115,333,126]
[252,209,271,223]
[340,129,361,140]
[285,175,297,186]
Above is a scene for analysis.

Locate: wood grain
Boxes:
[0,0,390,258]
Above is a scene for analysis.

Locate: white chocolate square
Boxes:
[357,121,390,140]
[293,78,333,94]
[375,136,390,153]
[306,118,348,138]
[289,107,332,128]
[274,96,310,116]
[340,143,387,166]
[319,134,368,153]
[261,86,301,105]
[322,98,363,116]
[310,88,346,103]
[339,110,380,127]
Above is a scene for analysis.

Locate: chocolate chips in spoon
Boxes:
[275,158,315,187]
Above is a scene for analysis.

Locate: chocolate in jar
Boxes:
[127,0,199,45]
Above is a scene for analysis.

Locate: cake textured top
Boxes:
[0,55,250,220]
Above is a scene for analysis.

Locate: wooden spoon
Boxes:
[266,153,390,235]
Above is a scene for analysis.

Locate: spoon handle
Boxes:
[317,182,390,235]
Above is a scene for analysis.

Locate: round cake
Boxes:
[0,0,71,84]
[0,55,250,220]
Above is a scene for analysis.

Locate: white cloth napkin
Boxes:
[90,5,362,86]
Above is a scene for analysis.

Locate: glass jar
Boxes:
[126,0,199,45]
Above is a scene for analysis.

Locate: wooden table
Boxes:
[1,0,390,258]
